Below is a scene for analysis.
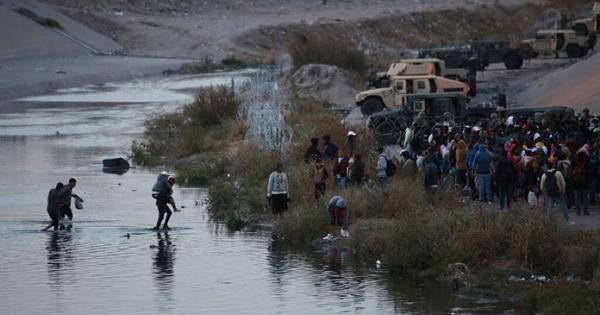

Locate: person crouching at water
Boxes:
[57,178,78,230]
[152,172,175,230]
[323,196,347,240]
[43,182,63,231]
[267,162,289,220]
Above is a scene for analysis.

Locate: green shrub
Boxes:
[222,57,248,70]
[183,86,239,127]
[273,201,329,245]
[523,283,600,315]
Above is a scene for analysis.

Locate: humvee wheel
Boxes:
[589,33,597,51]
[504,52,523,70]
[566,44,582,58]
[360,98,384,116]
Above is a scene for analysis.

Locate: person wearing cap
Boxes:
[323,196,348,240]
[345,131,357,156]
[267,162,289,219]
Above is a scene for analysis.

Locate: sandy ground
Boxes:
[517,51,600,112]
[41,0,528,60]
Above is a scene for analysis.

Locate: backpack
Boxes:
[386,158,397,177]
[557,161,571,180]
[544,171,560,197]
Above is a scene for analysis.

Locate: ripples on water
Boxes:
[0,73,513,314]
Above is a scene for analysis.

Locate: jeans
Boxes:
[378,176,386,189]
[497,183,513,210]
[314,183,326,200]
[478,173,492,202]
[335,176,347,190]
[546,194,570,220]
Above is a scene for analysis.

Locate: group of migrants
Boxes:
[395,108,599,224]
[269,107,599,240]
[43,178,81,231]
[43,172,180,231]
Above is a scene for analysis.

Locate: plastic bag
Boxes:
[75,196,84,210]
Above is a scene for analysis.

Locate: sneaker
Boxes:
[322,233,333,240]
[163,225,172,230]
[566,220,576,226]
[151,226,160,230]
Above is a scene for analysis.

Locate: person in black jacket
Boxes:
[322,135,338,160]
[495,150,517,210]
[304,137,321,163]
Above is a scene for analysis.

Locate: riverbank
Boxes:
[0,55,192,104]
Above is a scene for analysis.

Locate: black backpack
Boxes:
[544,171,560,197]
[386,158,397,177]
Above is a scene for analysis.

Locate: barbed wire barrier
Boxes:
[237,71,293,154]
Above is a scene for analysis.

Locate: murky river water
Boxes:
[0,72,511,314]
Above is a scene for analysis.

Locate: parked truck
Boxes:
[357,62,471,116]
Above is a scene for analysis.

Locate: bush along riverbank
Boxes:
[133,86,600,313]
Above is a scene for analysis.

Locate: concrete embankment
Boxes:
[0,1,188,103]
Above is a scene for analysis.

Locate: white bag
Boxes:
[75,196,84,210]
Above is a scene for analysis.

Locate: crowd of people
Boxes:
[395,107,600,224]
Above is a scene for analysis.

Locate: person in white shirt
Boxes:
[267,162,290,219]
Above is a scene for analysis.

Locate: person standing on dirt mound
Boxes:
[152,172,175,230]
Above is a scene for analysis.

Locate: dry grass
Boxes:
[286,33,367,77]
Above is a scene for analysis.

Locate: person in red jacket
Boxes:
[333,149,350,190]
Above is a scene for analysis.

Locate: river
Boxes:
[0,71,512,314]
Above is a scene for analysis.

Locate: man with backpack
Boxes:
[540,161,574,225]
[375,146,396,188]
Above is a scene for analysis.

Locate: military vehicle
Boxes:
[521,29,590,59]
[570,2,600,50]
[398,58,477,95]
[357,62,471,116]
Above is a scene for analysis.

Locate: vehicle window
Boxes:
[395,81,404,91]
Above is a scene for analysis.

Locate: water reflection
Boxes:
[152,232,176,295]
[46,232,75,289]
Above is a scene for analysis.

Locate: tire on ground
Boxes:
[360,98,385,116]
[566,44,582,58]
[504,52,523,70]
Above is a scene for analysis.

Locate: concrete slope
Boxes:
[517,53,600,113]
[3,0,122,55]
[0,6,88,60]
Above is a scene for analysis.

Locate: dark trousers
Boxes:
[60,205,73,220]
[575,189,589,214]
[315,183,326,200]
[48,210,60,231]
[497,183,514,210]
[156,202,172,228]
[456,169,467,187]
